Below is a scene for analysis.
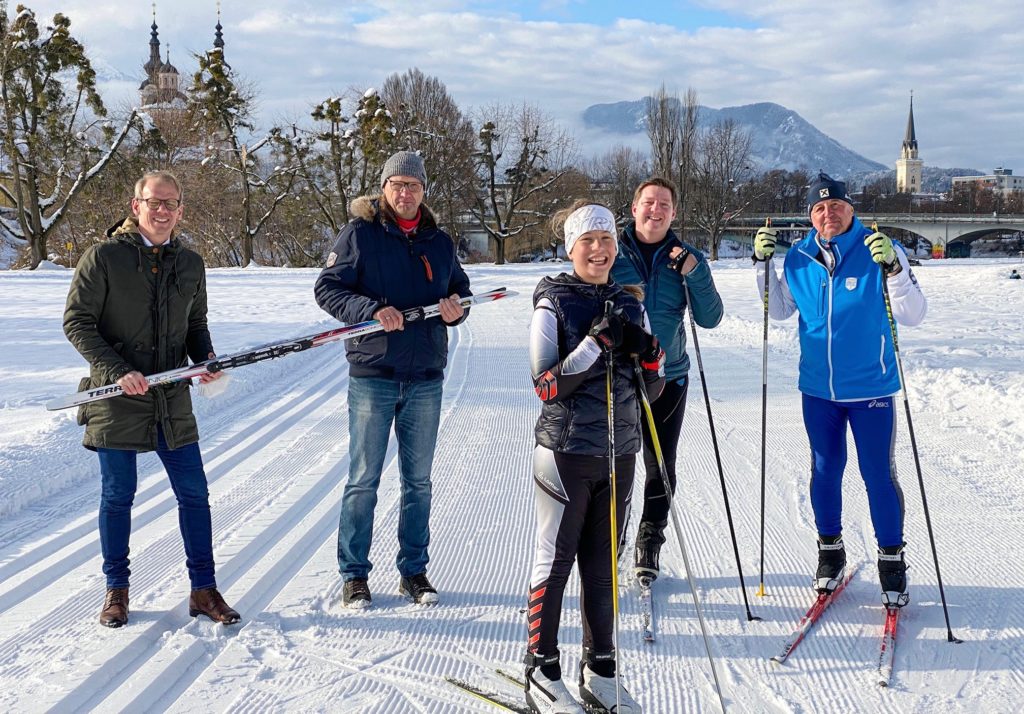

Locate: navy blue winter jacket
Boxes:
[610,223,723,382]
[314,196,471,381]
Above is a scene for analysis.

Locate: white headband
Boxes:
[564,204,617,254]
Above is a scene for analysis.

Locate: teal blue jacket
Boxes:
[611,223,723,381]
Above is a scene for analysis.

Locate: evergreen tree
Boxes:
[0,4,138,268]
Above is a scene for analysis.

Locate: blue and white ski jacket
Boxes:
[756,216,927,401]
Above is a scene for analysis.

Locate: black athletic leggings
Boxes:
[527,447,635,657]
[639,377,689,525]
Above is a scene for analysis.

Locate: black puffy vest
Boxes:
[533,274,646,457]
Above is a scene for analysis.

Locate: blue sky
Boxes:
[479,1,760,29]
[20,0,1024,171]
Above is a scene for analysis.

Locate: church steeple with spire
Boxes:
[214,1,225,53]
[896,91,923,194]
[139,4,187,109]
[144,3,161,76]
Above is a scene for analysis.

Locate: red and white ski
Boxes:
[877,605,901,686]
[48,288,517,411]
[771,563,861,664]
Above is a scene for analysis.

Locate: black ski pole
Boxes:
[758,217,771,598]
[683,280,760,622]
[602,300,623,712]
[634,359,727,713]
[873,223,962,644]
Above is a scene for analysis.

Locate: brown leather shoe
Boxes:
[99,587,129,628]
[188,587,241,624]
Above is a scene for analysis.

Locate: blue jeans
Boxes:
[802,393,905,547]
[339,376,443,580]
[97,428,216,590]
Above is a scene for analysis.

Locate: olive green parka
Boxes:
[63,218,214,451]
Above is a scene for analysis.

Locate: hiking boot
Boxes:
[399,572,439,605]
[878,543,910,608]
[814,534,847,594]
[634,520,667,582]
[578,651,641,713]
[189,587,241,624]
[342,578,372,609]
[524,652,584,713]
[99,587,129,628]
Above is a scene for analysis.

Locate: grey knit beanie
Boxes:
[380,151,427,189]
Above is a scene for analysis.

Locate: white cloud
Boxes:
[22,0,1024,170]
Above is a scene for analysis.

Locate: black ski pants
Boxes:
[639,377,689,526]
[527,446,635,658]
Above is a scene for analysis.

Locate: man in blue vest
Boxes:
[752,172,926,607]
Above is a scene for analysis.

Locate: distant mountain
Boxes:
[583,99,888,176]
[87,58,135,84]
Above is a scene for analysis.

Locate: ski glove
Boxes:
[753,227,777,261]
[864,231,899,272]
[589,313,624,351]
[619,321,660,360]
[667,247,691,274]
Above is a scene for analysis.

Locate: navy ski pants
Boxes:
[802,393,905,547]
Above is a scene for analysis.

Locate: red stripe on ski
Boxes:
[771,563,860,664]
[877,605,901,687]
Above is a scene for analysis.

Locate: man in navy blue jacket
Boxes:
[610,177,723,582]
[315,151,471,608]
[753,172,926,607]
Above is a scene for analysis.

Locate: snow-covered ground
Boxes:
[1,259,1022,713]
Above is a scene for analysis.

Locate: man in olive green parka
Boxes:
[64,170,241,628]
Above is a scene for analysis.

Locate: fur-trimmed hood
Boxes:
[350,195,439,232]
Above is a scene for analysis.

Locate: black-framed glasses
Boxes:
[385,179,424,194]
[137,198,181,210]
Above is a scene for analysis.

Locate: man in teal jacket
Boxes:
[610,177,723,580]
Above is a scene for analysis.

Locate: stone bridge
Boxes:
[727,213,1024,252]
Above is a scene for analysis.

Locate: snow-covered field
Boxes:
[1,259,1022,713]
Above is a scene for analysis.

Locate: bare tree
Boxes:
[644,85,699,234]
[677,88,700,235]
[190,47,298,266]
[582,145,649,221]
[381,68,477,241]
[470,102,576,264]
[690,118,753,259]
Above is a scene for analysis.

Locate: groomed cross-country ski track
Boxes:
[0,260,1021,712]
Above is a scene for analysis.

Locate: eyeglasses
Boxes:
[385,180,424,195]
[137,198,181,210]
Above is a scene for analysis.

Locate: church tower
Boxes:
[895,92,923,194]
[138,4,188,109]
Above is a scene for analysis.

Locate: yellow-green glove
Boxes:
[753,227,777,261]
[864,231,898,271]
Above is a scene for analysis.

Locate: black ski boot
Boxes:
[634,520,667,583]
[814,534,846,594]
[878,543,910,608]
